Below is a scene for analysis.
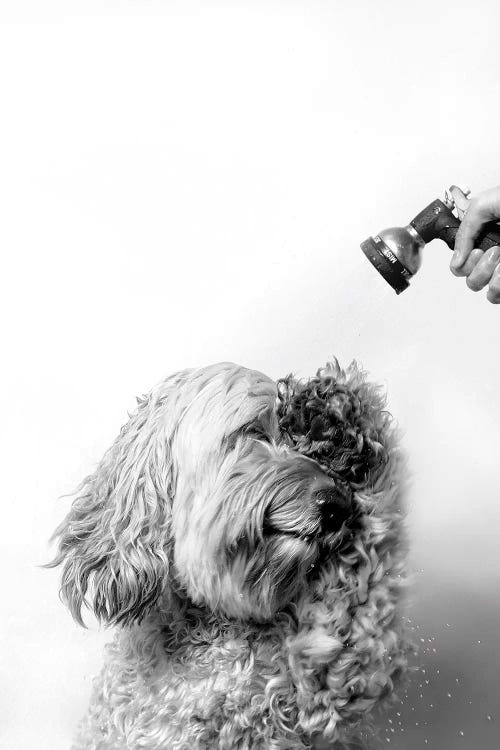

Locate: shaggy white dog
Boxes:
[50,360,411,749]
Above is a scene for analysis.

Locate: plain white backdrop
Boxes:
[1,1,499,748]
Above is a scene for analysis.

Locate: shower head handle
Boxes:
[410,198,500,252]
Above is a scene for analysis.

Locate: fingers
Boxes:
[458,247,485,278]
[486,260,500,304]
[465,245,500,291]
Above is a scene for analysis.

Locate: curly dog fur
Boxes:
[49,360,411,749]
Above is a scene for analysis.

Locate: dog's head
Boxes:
[49,361,398,627]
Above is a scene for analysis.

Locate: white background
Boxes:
[1,1,499,748]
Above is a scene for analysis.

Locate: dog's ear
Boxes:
[47,389,174,627]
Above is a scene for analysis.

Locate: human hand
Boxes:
[450,186,500,303]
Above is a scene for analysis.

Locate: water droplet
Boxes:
[486,715,492,721]
[477,640,481,644]
[459,730,464,736]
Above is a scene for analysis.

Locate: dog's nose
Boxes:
[314,482,354,533]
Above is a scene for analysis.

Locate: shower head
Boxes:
[361,186,500,294]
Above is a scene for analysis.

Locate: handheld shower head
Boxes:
[361,186,500,294]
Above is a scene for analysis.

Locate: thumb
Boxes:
[451,200,489,273]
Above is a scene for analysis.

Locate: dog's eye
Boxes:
[225,423,269,450]
[243,422,270,442]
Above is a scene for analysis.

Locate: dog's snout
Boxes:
[314,482,354,533]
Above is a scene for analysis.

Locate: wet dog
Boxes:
[50,360,411,749]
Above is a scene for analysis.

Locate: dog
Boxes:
[49,360,411,749]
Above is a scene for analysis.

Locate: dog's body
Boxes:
[50,361,411,749]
